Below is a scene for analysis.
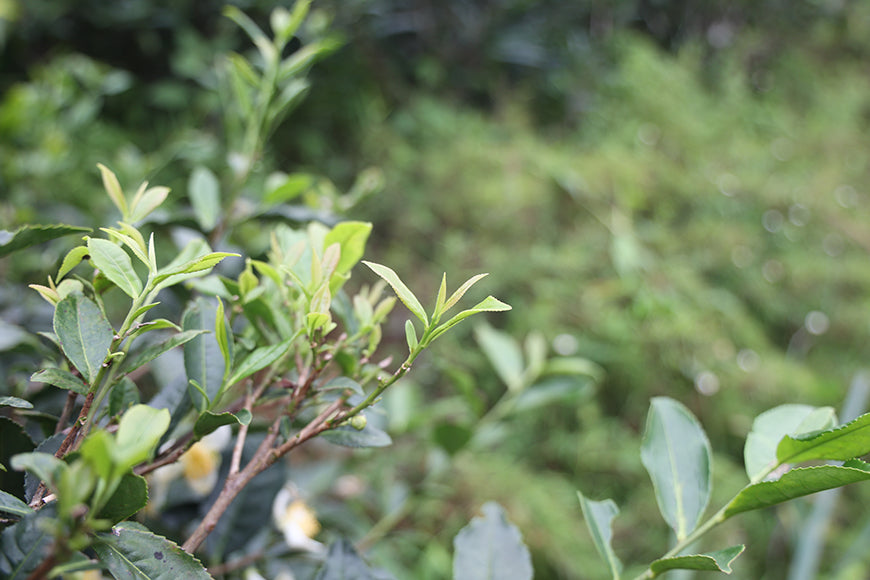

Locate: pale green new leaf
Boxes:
[100,227,149,267]
[725,460,870,518]
[129,185,170,223]
[87,238,143,298]
[443,273,488,313]
[53,293,114,383]
[577,491,623,579]
[363,261,428,326]
[776,412,870,465]
[640,397,712,540]
[98,163,128,218]
[56,245,90,281]
[429,296,512,342]
[405,319,418,353]
[650,545,745,575]
[112,405,170,472]
[10,453,67,492]
[323,221,372,277]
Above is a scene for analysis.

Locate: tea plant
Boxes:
[578,397,870,579]
[0,3,512,578]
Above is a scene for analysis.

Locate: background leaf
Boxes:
[193,410,252,440]
[315,538,375,580]
[452,501,533,580]
[0,224,90,258]
[474,323,525,392]
[188,166,221,231]
[94,522,211,579]
[650,545,745,575]
[640,397,712,540]
[0,506,55,578]
[577,492,622,579]
[53,293,114,383]
[30,368,89,395]
[321,424,392,448]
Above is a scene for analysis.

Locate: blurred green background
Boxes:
[3,0,870,578]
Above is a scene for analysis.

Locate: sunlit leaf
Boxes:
[777,412,870,465]
[97,163,128,218]
[88,237,142,298]
[363,261,428,326]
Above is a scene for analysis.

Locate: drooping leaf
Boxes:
[315,538,374,580]
[0,491,30,517]
[577,492,622,579]
[57,245,91,280]
[30,368,89,396]
[88,237,143,298]
[0,397,33,409]
[453,502,533,580]
[650,545,745,575]
[744,404,836,481]
[10,452,68,493]
[121,330,208,375]
[474,323,524,392]
[363,261,428,326]
[112,405,171,472]
[182,297,228,410]
[96,473,149,524]
[0,224,91,258]
[776,412,870,465]
[189,166,221,232]
[640,397,712,540]
[193,409,252,440]
[226,336,293,386]
[0,506,56,578]
[724,460,870,518]
[321,424,392,448]
[94,522,211,580]
[53,293,114,384]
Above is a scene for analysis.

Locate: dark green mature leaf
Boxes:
[0,491,31,517]
[777,412,870,465]
[121,330,207,375]
[315,538,375,580]
[109,377,141,417]
[577,492,622,579]
[188,166,221,231]
[88,237,143,298]
[226,336,293,386]
[97,473,148,524]
[30,368,89,396]
[54,293,114,384]
[0,419,34,503]
[640,397,712,540]
[453,502,533,580]
[94,522,211,579]
[182,297,228,410]
[193,410,252,440]
[0,506,55,578]
[745,405,836,481]
[725,460,870,517]
[650,545,745,575]
[321,424,392,448]
[0,224,90,258]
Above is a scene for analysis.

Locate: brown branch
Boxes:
[134,432,195,477]
[54,391,78,435]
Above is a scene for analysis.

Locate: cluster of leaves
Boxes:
[580,398,870,578]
